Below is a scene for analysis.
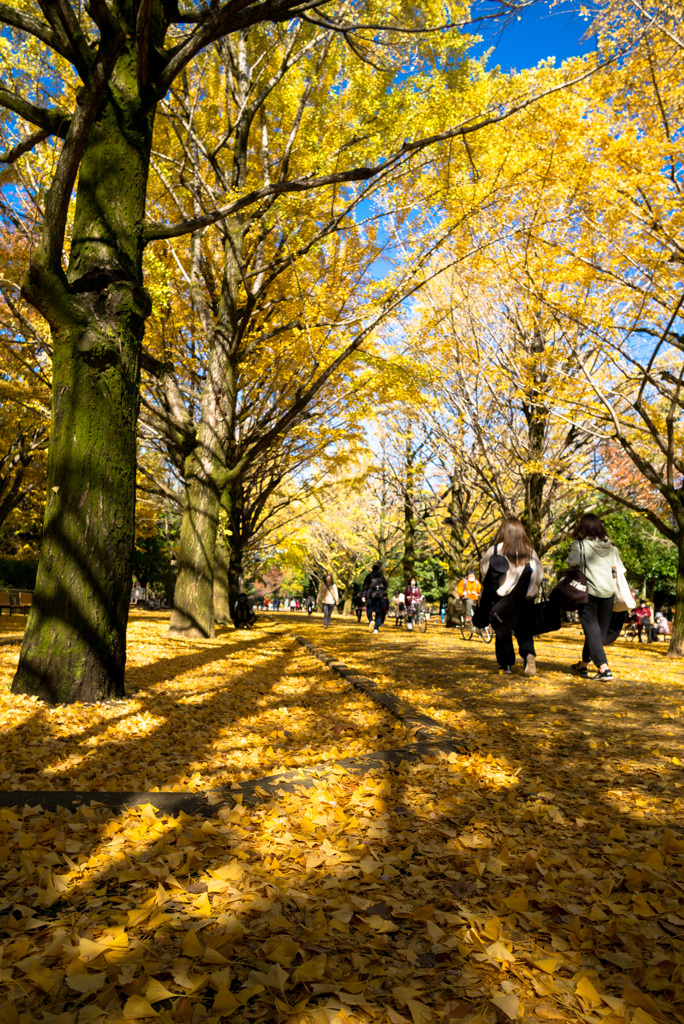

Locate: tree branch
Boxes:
[144,58,610,243]
[0,87,71,138]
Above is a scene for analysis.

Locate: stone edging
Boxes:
[0,630,470,818]
[0,740,464,816]
[293,633,468,747]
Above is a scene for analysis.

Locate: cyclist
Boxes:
[404,577,421,631]
[457,571,482,622]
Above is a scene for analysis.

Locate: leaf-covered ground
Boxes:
[0,610,682,1024]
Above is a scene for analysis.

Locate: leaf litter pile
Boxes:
[0,611,682,1024]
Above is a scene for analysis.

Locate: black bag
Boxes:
[472,548,509,629]
[604,610,626,646]
[532,598,562,636]
[368,575,387,601]
[551,568,589,610]
[489,564,533,634]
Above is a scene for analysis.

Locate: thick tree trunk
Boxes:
[402,440,416,586]
[227,541,243,622]
[168,447,224,639]
[213,525,231,625]
[12,78,153,704]
[168,221,241,639]
[445,484,469,628]
[668,536,684,658]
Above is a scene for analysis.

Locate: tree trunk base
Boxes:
[167,622,215,640]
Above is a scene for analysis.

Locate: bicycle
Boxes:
[454,603,492,642]
[405,597,429,633]
[622,619,638,641]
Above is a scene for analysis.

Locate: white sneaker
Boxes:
[368,619,375,632]
[374,629,379,634]
[407,623,413,630]
[524,655,537,677]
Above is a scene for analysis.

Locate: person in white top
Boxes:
[316,574,339,628]
[480,517,544,676]
[567,512,625,681]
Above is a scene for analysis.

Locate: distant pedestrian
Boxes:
[480,517,543,676]
[317,574,339,628]
[354,592,365,622]
[392,591,405,626]
[655,610,671,637]
[365,563,388,634]
[404,577,421,630]
[568,512,625,681]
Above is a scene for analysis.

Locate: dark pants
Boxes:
[495,600,536,669]
[580,594,614,668]
[637,621,656,643]
[322,603,334,627]
[370,598,386,630]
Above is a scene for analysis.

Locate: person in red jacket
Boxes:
[635,600,656,643]
[404,577,421,631]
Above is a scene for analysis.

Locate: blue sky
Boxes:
[472,1,596,72]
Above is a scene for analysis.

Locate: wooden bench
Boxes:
[0,590,33,615]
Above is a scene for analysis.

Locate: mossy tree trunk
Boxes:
[669,534,684,658]
[213,514,232,625]
[11,51,156,704]
[168,218,242,639]
[402,439,416,587]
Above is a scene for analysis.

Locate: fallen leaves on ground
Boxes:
[0,611,682,1023]
[0,614,413,791]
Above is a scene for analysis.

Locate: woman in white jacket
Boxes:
[316,574,339,628]
[568,513,624,681]
[480,518,544,676]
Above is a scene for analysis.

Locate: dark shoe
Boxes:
[571,663,588,678]
[593,668,613,681]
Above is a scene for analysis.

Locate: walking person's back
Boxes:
[568,513,625,680]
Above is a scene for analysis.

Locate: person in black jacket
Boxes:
[363,563,388,634]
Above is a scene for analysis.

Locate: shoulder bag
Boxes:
[612,547,635,613]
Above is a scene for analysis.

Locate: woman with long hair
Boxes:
[316,573,339,628]
[568,513,624,680]
[480,517,544,676]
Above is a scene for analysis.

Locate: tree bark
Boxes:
[446,484,469,628]
[213,521,231,625]
[402,439,416,586]
[12,76,153,704]
[167,436,227,639]
[668,535,684,658]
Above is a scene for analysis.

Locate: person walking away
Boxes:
[361,566,377,622]
[306,595,315,615]
[568,513,625,681]
[392,590,405,626]
[404,577,421,630]
[457,571,482,622]
[354,591,365,622]
[481,518,544,676]
[317,574,339,628]
[366,564,388,634]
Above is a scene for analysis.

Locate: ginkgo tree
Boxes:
[1,0,597,702]
[0,0,517,702]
